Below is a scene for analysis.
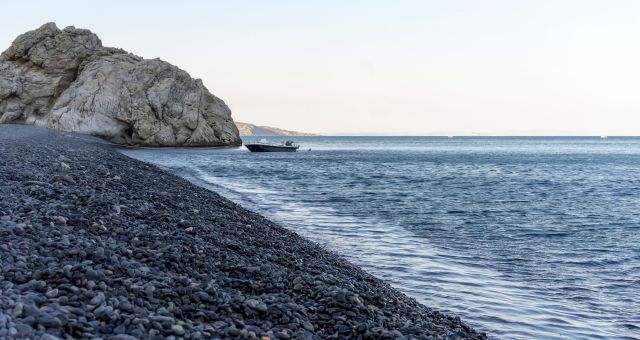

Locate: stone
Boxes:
[52,175,75,184]
[0,23,241,147]
[149,315,173,326]
[171,324,185,336]
[41,334,61,340]
[22,303,40,318]
[117,300,133,312]
[349,294,363,306]
[38,314,62,328]
[275,331,290,339]
[31,280,47,292]
[302,321,314,331]
[132,318,149,325]
[227,327,241,337]
[14,302,24,316]
[94,305,114,320]
[14,324,33,337]
[90,292,105,305]
[86,269,103,281]
[8,327,17,336]
[108,335,138,340]
[244,299,268,313]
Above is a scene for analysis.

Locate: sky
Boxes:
[2,1,640,135]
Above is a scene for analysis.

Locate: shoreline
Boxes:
[0,125,485,339]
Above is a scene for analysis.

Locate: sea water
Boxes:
[124,137,640,339]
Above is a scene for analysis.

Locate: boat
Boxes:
[244,139,300,152]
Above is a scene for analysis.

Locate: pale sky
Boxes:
[2,1,640,135]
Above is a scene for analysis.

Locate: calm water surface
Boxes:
[124,137,640,339]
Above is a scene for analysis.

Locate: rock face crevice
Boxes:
[0,23,241,146]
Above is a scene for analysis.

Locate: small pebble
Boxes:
[45,288,59,298]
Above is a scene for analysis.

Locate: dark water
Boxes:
[124,137,640,339]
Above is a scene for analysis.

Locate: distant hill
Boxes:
[236,122,318,136]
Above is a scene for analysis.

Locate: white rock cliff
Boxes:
[0,23,241,146]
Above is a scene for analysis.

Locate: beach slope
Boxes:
[0,125,484,339]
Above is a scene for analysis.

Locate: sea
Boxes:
[124,136,640,339]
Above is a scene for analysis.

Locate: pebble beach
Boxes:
[0,125,485,339]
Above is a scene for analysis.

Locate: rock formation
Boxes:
[0,23,241,146]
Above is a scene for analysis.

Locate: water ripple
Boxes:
[124,137,640,339]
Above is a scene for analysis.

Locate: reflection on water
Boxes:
[124,136,640,339]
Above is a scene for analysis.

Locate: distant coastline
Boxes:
[236,122,319,136]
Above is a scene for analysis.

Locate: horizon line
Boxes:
[246,134,640,138]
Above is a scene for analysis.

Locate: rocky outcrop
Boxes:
[236,122,318,136]
[0,23,240,146]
